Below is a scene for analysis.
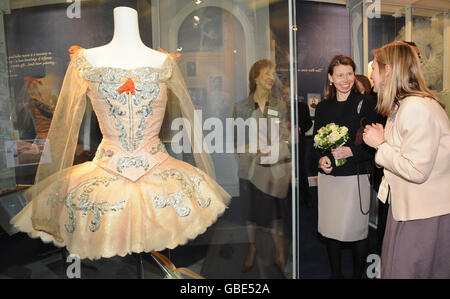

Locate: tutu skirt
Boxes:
[11,157,230,260]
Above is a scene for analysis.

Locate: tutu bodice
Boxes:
[74,50,173,181]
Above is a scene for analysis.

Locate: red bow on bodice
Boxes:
[68,45,82,59]
[118,78,136,95]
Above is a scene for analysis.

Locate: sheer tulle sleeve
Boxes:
[165,57,230,201]
[24,50,88,242]
[13,79,37,139]
[165,57,216,180]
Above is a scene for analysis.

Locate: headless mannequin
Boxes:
[83,6,167,70]
[80,7,166,279]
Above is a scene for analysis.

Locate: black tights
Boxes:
[325,237,369,279]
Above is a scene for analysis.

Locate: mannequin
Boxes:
[83,6,167,69]
[87,9,167,277]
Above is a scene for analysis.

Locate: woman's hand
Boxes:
[331,146,353,160]
[363,123,385,148]
[319,156,333,174]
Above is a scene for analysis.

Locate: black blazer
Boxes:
[312,92,378,176]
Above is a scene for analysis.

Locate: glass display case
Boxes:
[0,0,299,280]
[0,0,448,281]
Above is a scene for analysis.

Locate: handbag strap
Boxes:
[356,94,374,215]
[356,163,374,215]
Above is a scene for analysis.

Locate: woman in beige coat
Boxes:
[363,41,450,278]
[233,59,291,277]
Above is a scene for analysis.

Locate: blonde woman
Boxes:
[363,41,450,278]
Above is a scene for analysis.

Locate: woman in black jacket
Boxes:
[313,55,377,279]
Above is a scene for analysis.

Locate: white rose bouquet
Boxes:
[314,123,349,166]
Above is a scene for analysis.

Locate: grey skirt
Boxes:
[318,173,371,242]
[381,207,450,279]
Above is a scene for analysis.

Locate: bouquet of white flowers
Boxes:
[314,123,349,166]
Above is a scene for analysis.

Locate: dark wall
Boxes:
[6,0,150,93]
[296,0,351,103]
[296,0,351,175]
[368,15,405,61]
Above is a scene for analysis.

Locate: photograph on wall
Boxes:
[4,138,51,168]
[187,61,197,77]
[307,93,321,117]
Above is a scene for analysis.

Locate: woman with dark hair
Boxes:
[313,55,377,279]
[364,41,450,278]
[355,74,372,95]
[233,59,291,277]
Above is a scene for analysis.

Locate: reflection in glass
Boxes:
[368,6,405,62]
[0,0,295,279]
[233,59,291,278]
[412,9,444,91]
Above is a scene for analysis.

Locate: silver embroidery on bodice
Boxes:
[74,52,172,153]
[96,81,160,152]
[117,156,150,173]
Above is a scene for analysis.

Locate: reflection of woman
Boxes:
[13,76,57,166]
[233,59,291,277]
[364,41,450,279]
[313,55,377,279]
[15,76,58,139]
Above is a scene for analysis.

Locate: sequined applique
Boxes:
[152,169,211,217]
[74,50,172,153]
[96,82,130,151]
[95,148,114,159]
[64,176,125,233]
[153,194,190,217]
[95,80,160,152]
[74,51,173,84]
[117,156,150,173]
[150,143,167,155]
[134,82,160,106]
[191,168,211,208]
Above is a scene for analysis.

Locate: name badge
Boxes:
[377,176,389,204]
[267,108,278,117]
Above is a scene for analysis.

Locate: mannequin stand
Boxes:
[134,252,145,279]
[61,248,68,272]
